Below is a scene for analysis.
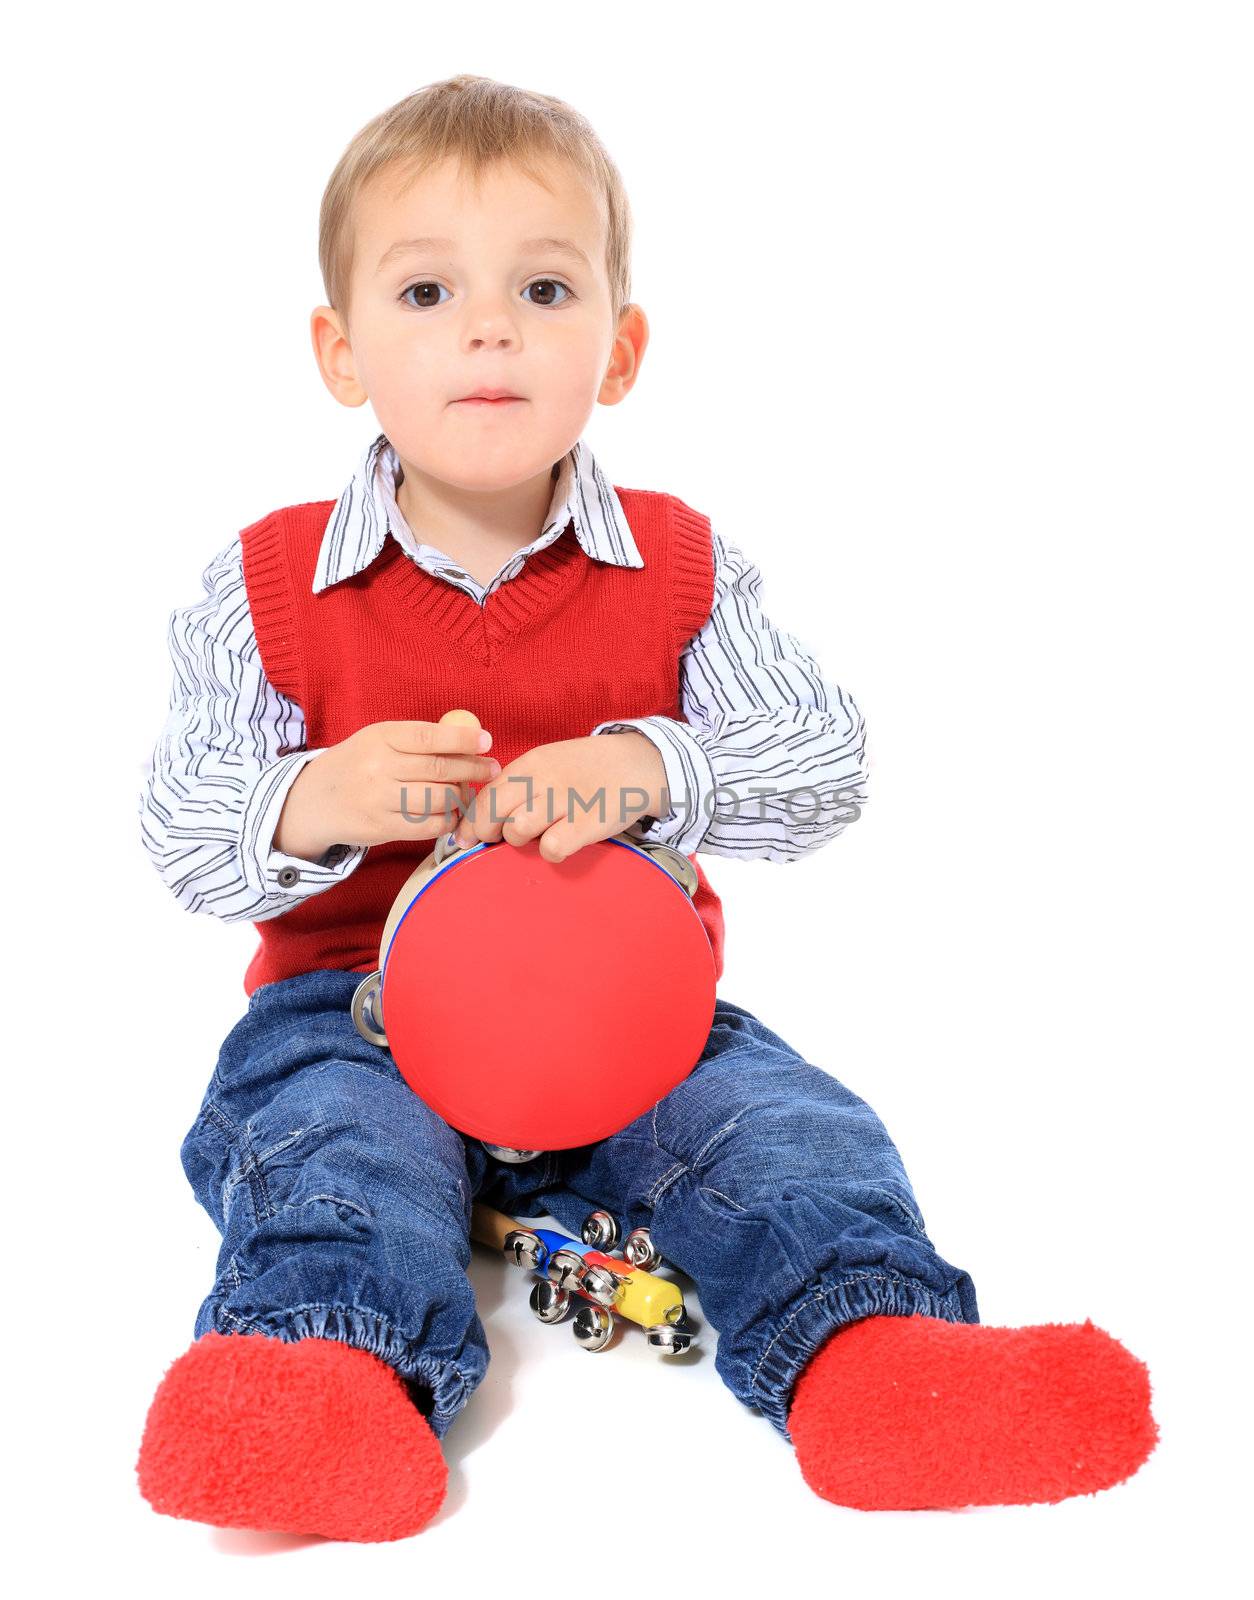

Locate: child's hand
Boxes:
[452,733,668,864]
[273,720,502,861]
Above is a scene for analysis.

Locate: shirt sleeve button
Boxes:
[277,866,301,887]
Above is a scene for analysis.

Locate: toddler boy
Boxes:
[135,75,1157,1541]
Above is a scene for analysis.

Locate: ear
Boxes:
[310,304,369,407]
[598,303,650,406]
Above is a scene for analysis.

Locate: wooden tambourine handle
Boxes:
[470,1202,520,1252]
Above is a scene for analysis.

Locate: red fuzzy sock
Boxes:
[788,1313,1158,1511]
[135,1331,448,1541]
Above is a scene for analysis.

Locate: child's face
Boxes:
[315,155,644,492]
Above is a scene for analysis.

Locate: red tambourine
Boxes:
[351,829,717,1160]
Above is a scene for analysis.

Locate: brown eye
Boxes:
[401,282,449,309]
[525,279,572,307]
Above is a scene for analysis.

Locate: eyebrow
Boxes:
[375,235,593,273]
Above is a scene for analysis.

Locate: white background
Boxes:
[7,1,1249,1593]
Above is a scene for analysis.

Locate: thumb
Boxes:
[536,823,577,864]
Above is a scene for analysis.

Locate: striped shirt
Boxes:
[139,432,869,923]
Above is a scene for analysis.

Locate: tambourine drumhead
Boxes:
[380,836,716,1151]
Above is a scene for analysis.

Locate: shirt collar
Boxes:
[312,431,644,594]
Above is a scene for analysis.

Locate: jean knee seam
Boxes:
[308,1056,405,1091]
[200,1099,240,1145]
[880,1190,927,1235]
[648,1162,686,1207]
[232,1121,328,1222]
[691,1113,744,1172]
[650,1099,745,1192]
[233,1125,277,1221]
[285,1193,374,1219]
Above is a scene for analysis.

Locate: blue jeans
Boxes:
[180,968,979,1444]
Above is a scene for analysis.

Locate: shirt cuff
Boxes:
[590,716,717,856]
[240,748,367,901]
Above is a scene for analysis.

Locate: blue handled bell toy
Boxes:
[470,1201,697,1356]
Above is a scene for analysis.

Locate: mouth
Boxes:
[454,392,527,406]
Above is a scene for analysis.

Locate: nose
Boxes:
[463,290,522,351]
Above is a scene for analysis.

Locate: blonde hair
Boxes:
[318,75,634,332]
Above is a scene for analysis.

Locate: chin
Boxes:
[401,438,559,493]
[433,459,551,493]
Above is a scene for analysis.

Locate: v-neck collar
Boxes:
[363,514,587,664]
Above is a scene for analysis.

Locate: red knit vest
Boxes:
[238,488,725,996]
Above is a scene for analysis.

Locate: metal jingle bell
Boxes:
[572,1304,614,1352]
[547,1246,585,1291]
[577,1261,624,1308]
[529,1279,572,1324]
[623,1226,663,1271]
[580,1209,620,1249]
[503,1228,545,1270]
[481,1143,544,1164]
[646,1321,697,1355]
